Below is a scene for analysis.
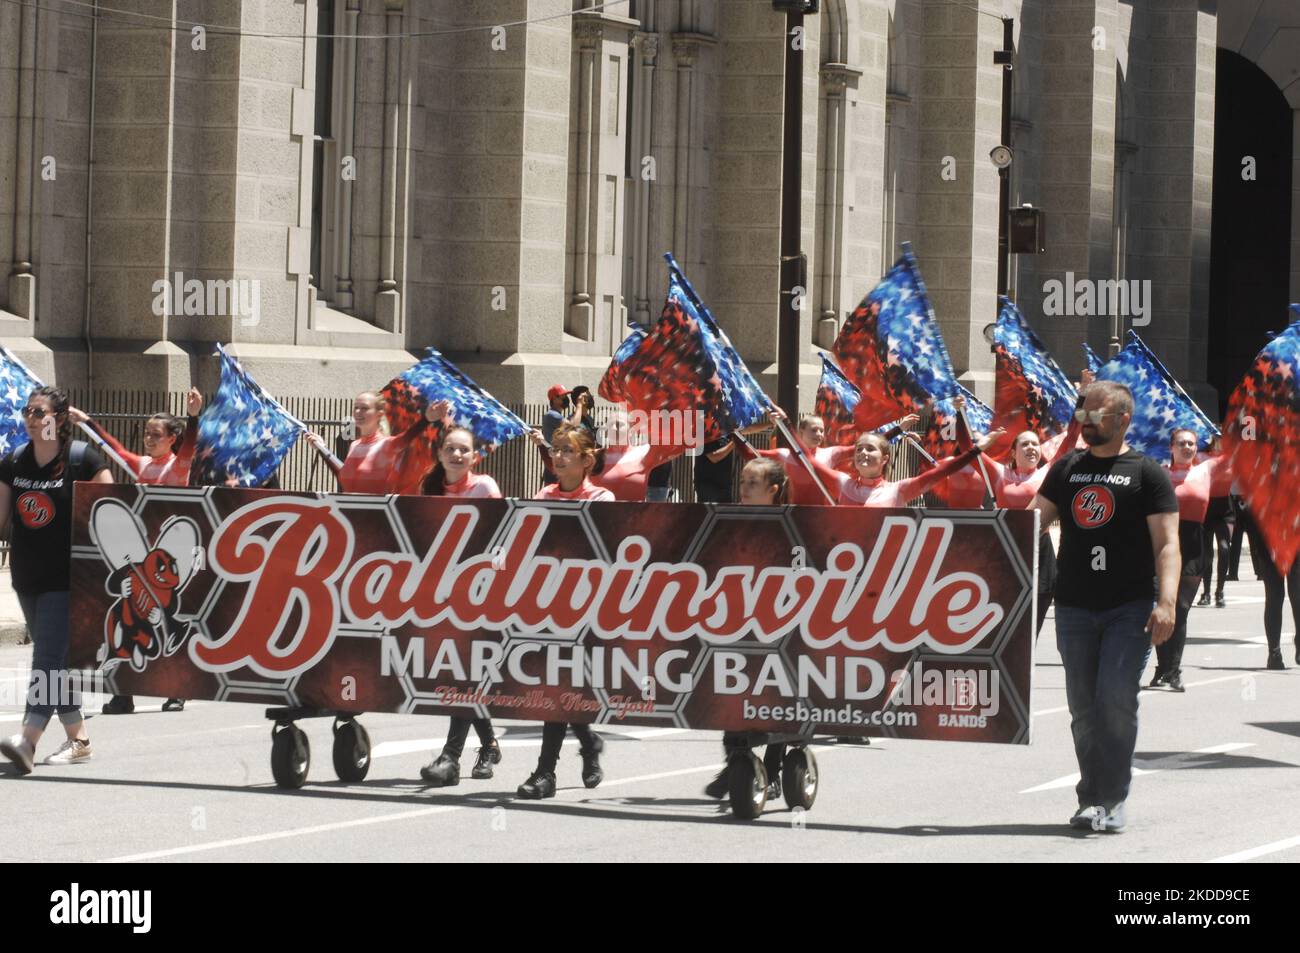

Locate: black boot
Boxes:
[101,695,134,715]
[1166,670,1185,692]
[471,740,501,779]
[704,767,730,799]
[516,770,556,799]
[1267,648,1286,671]
[1148,669,1167,689]
[420,753,460,787]
[1195,591,1211,607]
[580,734,605,789]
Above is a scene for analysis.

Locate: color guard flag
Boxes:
[993,296,1077,448]
[922,384,994,461]
[1223,304,1300,573]
[833,243,960,431]
[381,348,528,451]
[814,354,862,446]
[598,324,649,406]
[195,345,304,486]
[602,255,770,442]
[0,345,43,456]
[1083,343,1104,376]
[1094,330,1219,462]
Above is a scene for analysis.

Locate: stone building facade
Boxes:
[0,0,1296,411]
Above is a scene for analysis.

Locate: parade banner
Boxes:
[69,485,1038,744]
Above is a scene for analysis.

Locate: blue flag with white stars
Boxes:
[1095,330,1219,462]
[1083,343,1104,376]
[0,346,43,457]
[194,345,304,486]
[832,242,960,431]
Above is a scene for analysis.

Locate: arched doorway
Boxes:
[1207,50,1294,418]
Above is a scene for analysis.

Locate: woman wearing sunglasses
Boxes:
[514,423,612,799]
[71,388,205,715]
[0,387,114,773]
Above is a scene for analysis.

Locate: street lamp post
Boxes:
[774,1,818,417]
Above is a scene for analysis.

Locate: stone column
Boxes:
[1129,0,1215,399]
[334,0,361,311]
[816,62,860,348]
[670,33,700,265]
[6,0,37,320]
[375,0,405,331]
[567,17,601,338]
[630,31,659,326]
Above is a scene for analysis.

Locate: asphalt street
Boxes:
[1,576,1297,863]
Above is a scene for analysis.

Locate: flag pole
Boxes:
[767,410,838,506]
[75,423,139,482]
[901,431,937,465]
[956,404,997,509]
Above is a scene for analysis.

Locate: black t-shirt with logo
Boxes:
[0,441,109,594]
[1039,448,1178,610]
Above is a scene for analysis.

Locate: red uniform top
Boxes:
[974,419,1084,510]
[440,470,502,499]
[836,447,983,507]
[1166,458,1220,525]
[590,444,685,502]
[335,420,429,494]
[533,479,615,502]
[85,417,198,487]
[748,444,855,505]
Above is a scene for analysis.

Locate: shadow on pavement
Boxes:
[2,772,1082,838]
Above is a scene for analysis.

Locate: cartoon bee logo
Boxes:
[90,499,202,672]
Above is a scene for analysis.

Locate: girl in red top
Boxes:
[70,388,204,488]
[1153,428,1228,690]
[834,428,1003,507]
[417,402,505,787]
[703,457,795,807]
[516,424,610,799]
[71,388,205,716]
[528,423,616,503]
[539,411,683,502]
[744,409,921,505]
[315,392,436,495]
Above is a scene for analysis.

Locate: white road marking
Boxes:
[1208,834,1300,864]
[101,741,852,862]
[1032,673,1251,717]
[369,726,690,760]
[1019,743,1254,794]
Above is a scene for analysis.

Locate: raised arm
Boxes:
[67,408,143,473]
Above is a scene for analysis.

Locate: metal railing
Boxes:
[0,390,929,568]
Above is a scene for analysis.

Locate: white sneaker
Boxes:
[44,738,93,766]
[1069,805,1105,830]
[0,734,35,775]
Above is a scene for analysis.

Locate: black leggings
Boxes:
[1154,573,1204,676]
[536,722,599,774]
[1035,533,1057,639]
[442,716,495,760]
[1200,517,1232,597]
[1241,510,1300,653]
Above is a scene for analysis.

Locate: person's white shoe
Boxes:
[0,734,35,775]
[43,738,93,766]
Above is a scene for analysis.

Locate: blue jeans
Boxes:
[17,590,83,731]
[1055,599,1153,810]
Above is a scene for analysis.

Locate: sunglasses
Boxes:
[1073,409,1124,425]
[21,406,53,420]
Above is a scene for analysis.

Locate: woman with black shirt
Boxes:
[0,386,113,773]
